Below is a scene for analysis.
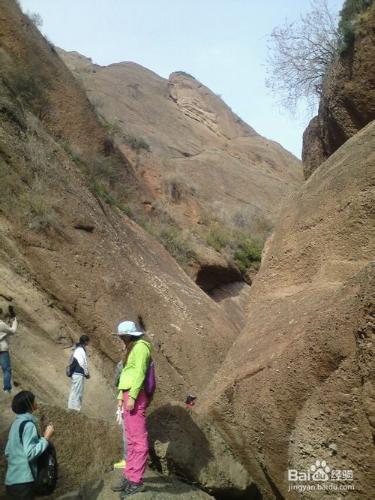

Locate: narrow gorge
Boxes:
[0,1,374,499]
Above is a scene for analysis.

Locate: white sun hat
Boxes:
[113,320,143,337]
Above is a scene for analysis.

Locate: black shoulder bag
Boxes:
[19,420,58,496]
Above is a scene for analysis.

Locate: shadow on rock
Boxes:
[148,404,213,484]
[147,404,262,499]
[56,479,104,500]
[142,475,210,497]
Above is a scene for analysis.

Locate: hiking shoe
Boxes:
[111,476,129,492]
[120,481,144,497]
[113,459,127,469]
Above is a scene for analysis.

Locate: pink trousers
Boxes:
[122,390,149,484]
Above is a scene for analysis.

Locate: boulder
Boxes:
[201,122,375,498]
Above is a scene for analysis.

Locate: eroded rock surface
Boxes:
[200,122,375,498]
[0,2,239,495]
[1,1,374,499]
[59,49,302,285]
[59,51,302,223]
[303,3,375,178]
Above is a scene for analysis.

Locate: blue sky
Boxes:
[20,0,343,158]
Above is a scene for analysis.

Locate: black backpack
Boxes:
[65,347,77,377]
[19,420,58,496]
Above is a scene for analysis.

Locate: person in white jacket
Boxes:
[67,335,90,411]
[0,306,18,394]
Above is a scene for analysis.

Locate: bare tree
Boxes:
[27,11,43,28]
[266,0,340,114]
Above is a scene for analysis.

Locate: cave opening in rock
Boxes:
[195,265,253,330]
[195,265,244,296]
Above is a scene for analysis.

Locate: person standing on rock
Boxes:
[67,335,90,412]
[0,306,18,394]
[111,321,152,497]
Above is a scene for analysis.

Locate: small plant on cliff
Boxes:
[266,0,340,113]
[206,224,231,252]
[164,175,198,203]
[100,118,122,141]
[123,134,151,152]
[337,0,373,52]
[88,179,132,215]
[25,184,62,234]
[26,11,43,28]
[159,227,196,265]
[206,222,263,274]
[233,237,262,273]
[138,218,196,267]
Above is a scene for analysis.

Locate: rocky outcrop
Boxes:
[2,1,374,498]
[0,400,122,498]
[148,405,256,499]
[301,116,327,180]
[0,2,110,154]
[199,122,375,498]
[58,49,302,289]
[0,0,238,398]
[0,1,242,495]
[59,51,302,207]
[0,92,237,405]
[168,71,257,140]
[303,3,375,178]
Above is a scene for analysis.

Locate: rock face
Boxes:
[1,1,374,499]
[168,71,257,140]
[59,50,302,289]
[58,469,214,499]
[0,0,238,404]
[303,3,375,178]
[0,399,122,497]
[0,1,241,494]
[59,52,301,224]
[200,122,375,498]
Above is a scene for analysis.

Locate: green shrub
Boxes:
[206,221,264,274]
[123,134,151,152]
[101,119,122,140]
[338,0,373,52]
[233,237,262,273]
[60,141,83,166]
[90,180,114,204]
[206,224,231,252]
[164,176,197,203]
[58,138,130,213]
[29,213,61,233]
[11,71,43,104]
[88,155,124,186]
[159,227,194,262]
[89,179,132,216]
[4,63,50,120]
[24,188,63,234]
[135,215,196,267]
[120,204,133,217]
